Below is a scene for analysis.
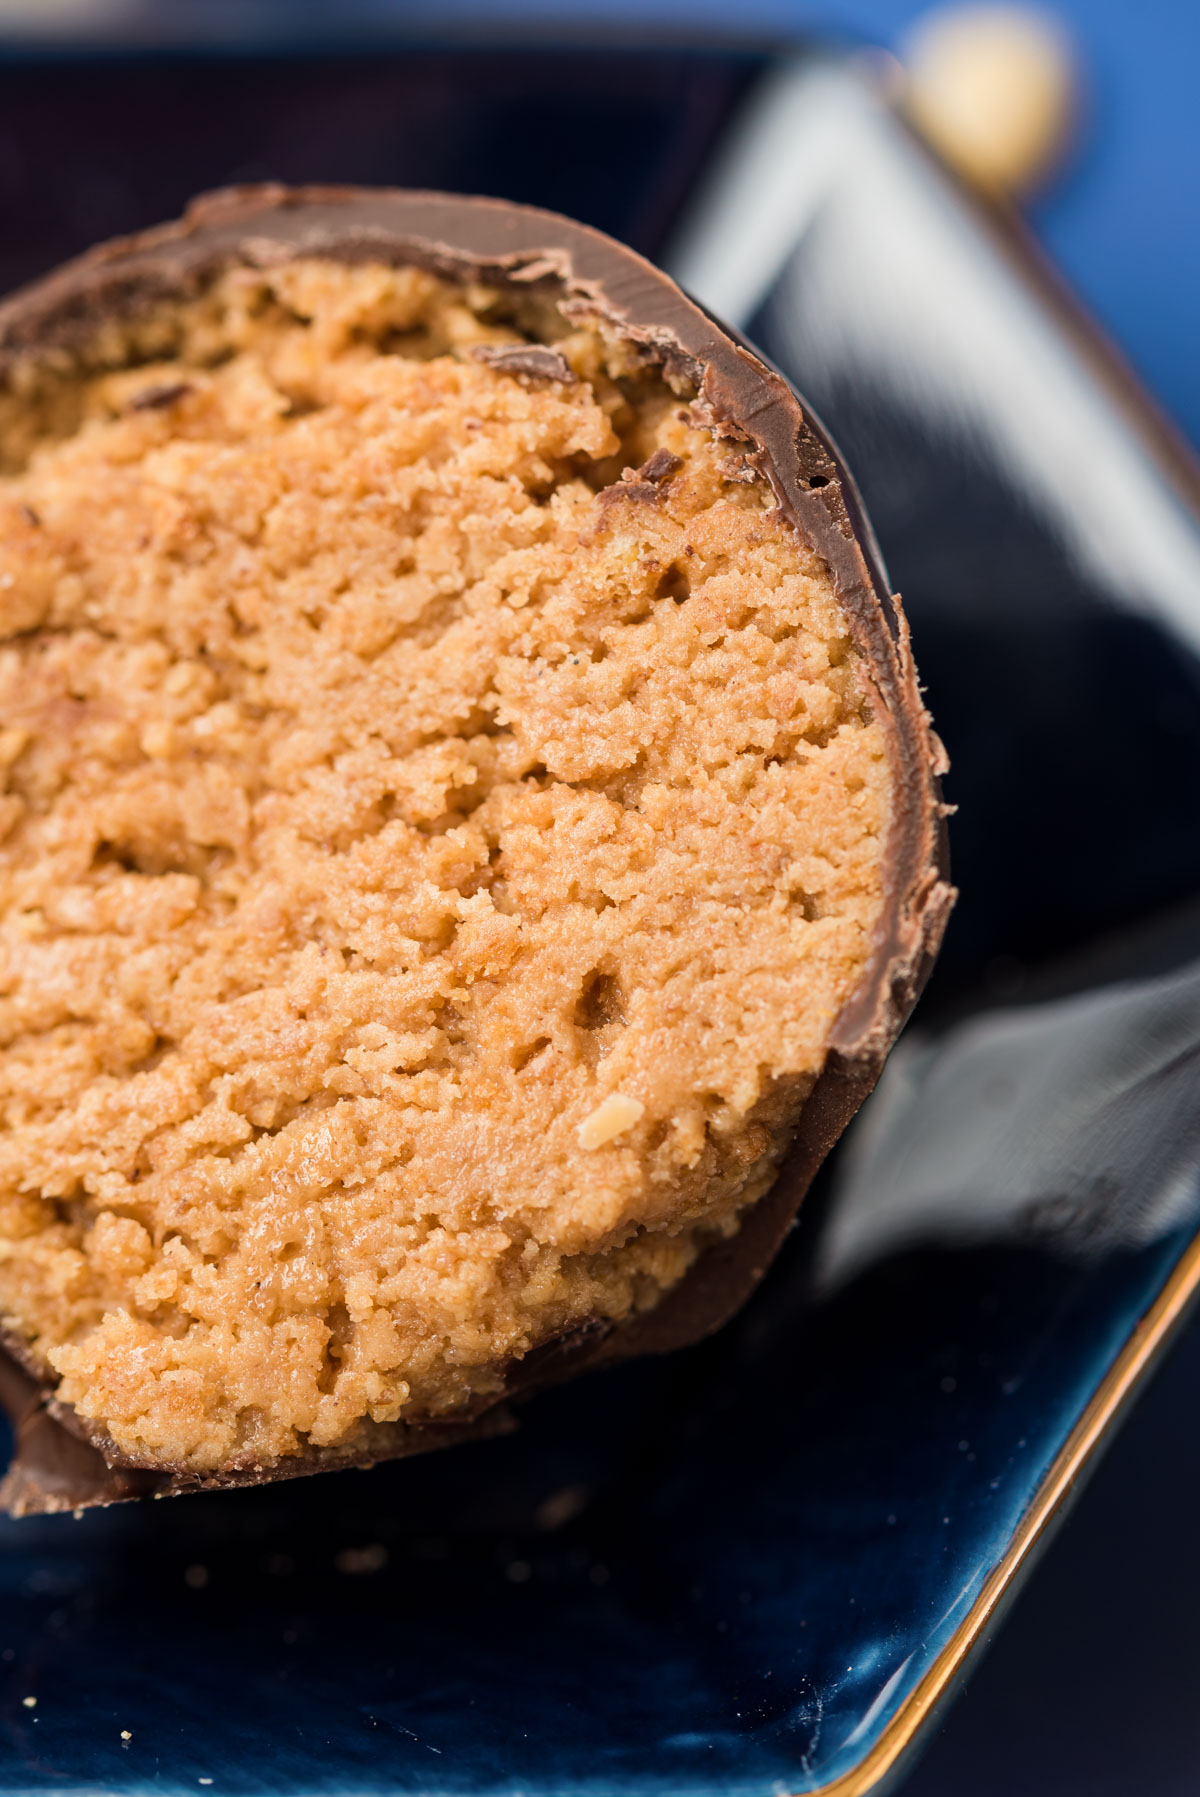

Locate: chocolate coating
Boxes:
[470,343,577,382]
[0,187,953,1513]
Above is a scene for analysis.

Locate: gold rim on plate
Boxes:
[812,1225,1200,1795]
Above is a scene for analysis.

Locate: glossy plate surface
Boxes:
[1,44,1199,1797]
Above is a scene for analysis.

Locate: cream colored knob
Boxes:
[903,5,1079,196]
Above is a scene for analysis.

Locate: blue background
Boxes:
[843,0,1200,456]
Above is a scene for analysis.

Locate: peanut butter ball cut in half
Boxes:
[0,189,952,1512]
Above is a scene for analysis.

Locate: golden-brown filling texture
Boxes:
[0,261,888,1471]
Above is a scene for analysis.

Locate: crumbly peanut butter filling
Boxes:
[0,259,889,1472]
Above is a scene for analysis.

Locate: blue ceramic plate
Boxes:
[1,42,1199,1797]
